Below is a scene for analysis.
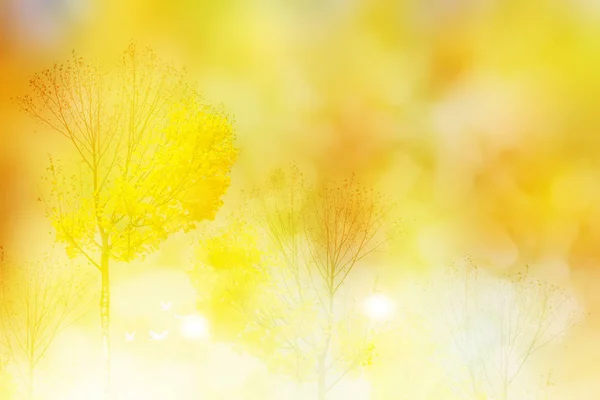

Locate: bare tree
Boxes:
[0,248,92,400]
[303,172,394,399]
[191,167,398,400]
[433,258,581,400]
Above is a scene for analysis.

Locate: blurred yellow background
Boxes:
[3,0,600,399]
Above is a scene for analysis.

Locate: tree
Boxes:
[191,167,396,399]
[15,44,238,397]
[0,248,92,400]
[431,258,581,400]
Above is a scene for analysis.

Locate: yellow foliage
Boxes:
[22,45,238,265]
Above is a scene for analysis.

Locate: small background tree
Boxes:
[430,258,581,400]
[0,247,93,400]
[15,43,238,397]
[191,166,397,399]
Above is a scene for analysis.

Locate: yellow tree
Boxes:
[15,44,238,397]
[191,167,396,400]
[0,248,92,400]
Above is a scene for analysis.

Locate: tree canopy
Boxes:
[17,43,238,265]
[191,167,396,398]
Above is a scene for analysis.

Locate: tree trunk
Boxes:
[27,360,34,400]
[317,295,334,400]
[317,355,327,400]
[501,376,509,400]
[100,245,110,399]
[502,385,509,400]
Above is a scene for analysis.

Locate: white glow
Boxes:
[180,314,210,340]
[363,293,394,321]
[160,300,172,311]
[149,330,169,341]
